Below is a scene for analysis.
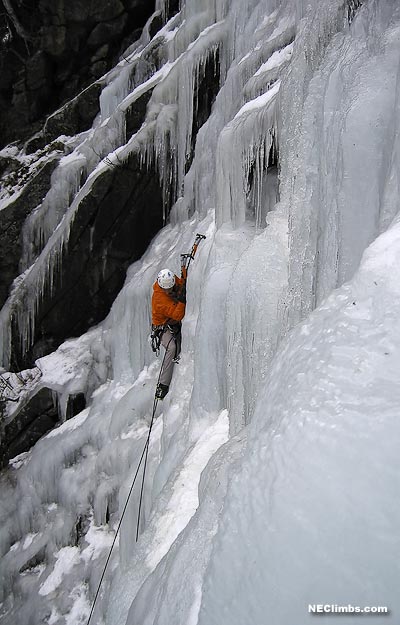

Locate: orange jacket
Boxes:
[152,275,186,326]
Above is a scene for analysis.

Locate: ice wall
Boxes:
[1,0,400,624]
[196,215,400,625]
[122,0,400,623]
[280,0,400,325]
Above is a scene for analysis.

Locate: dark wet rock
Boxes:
[25,134,47,154]
[8,150,164,370]
[0,388,58,468]
[25,51,52,92]
[0,155,61,308]
[168,0,180,15]
[89,61,109,80]
[64,23,88,56]
[148,11,164,39]
[125,89,153,140]
[25,135,66,155]
[41,24,67,57]
[0,155,20,178]
[63,0,91,23]
[0,0,157,149]
[66,393,86,420]
[92,0,125,23]
[0,379,86,468]
[124,0,151,9]
[88,13,128,49]
[90,44,110,64]
[43,82,101,141]
[143,37,165,72]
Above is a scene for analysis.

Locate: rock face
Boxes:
[0,0,157,148]
[0,0,222,466]
[0,153,61,308]
[0,387,87,467]
[1,36,221,371]
[43,83,102,145]
[9,152,164,370]
[0,388,58,467]
[0,0,219,388]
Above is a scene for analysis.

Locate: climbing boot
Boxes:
[155,383,169,400]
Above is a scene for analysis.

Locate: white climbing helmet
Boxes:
[157,268,175,289]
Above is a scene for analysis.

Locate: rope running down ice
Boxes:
[86,338,173,625]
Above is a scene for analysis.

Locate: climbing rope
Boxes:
[86,339,172,625]
[135,425,153,541]
[135,334,175,541]
[86,437,147,625]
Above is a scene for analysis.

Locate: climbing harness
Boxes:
[86,233,206,625]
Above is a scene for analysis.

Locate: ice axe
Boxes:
[180,233,206,276]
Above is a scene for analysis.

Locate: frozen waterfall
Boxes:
[1,0,400,624]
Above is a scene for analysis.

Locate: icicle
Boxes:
[216,81,280,229]
[143,20,226,215]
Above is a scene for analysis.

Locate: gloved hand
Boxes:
[171,282,186,304]
[176,282,186,304]
[150,326,163,354]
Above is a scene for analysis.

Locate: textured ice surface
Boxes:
[1,0,400,624]
[197,217,400,625]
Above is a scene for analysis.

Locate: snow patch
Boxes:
[81,520,115,564]
[146,409,229,570]
[39,547,80,596]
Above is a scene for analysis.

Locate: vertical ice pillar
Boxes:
[216,82,280,228]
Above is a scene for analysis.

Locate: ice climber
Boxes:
[151,267,187,399]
